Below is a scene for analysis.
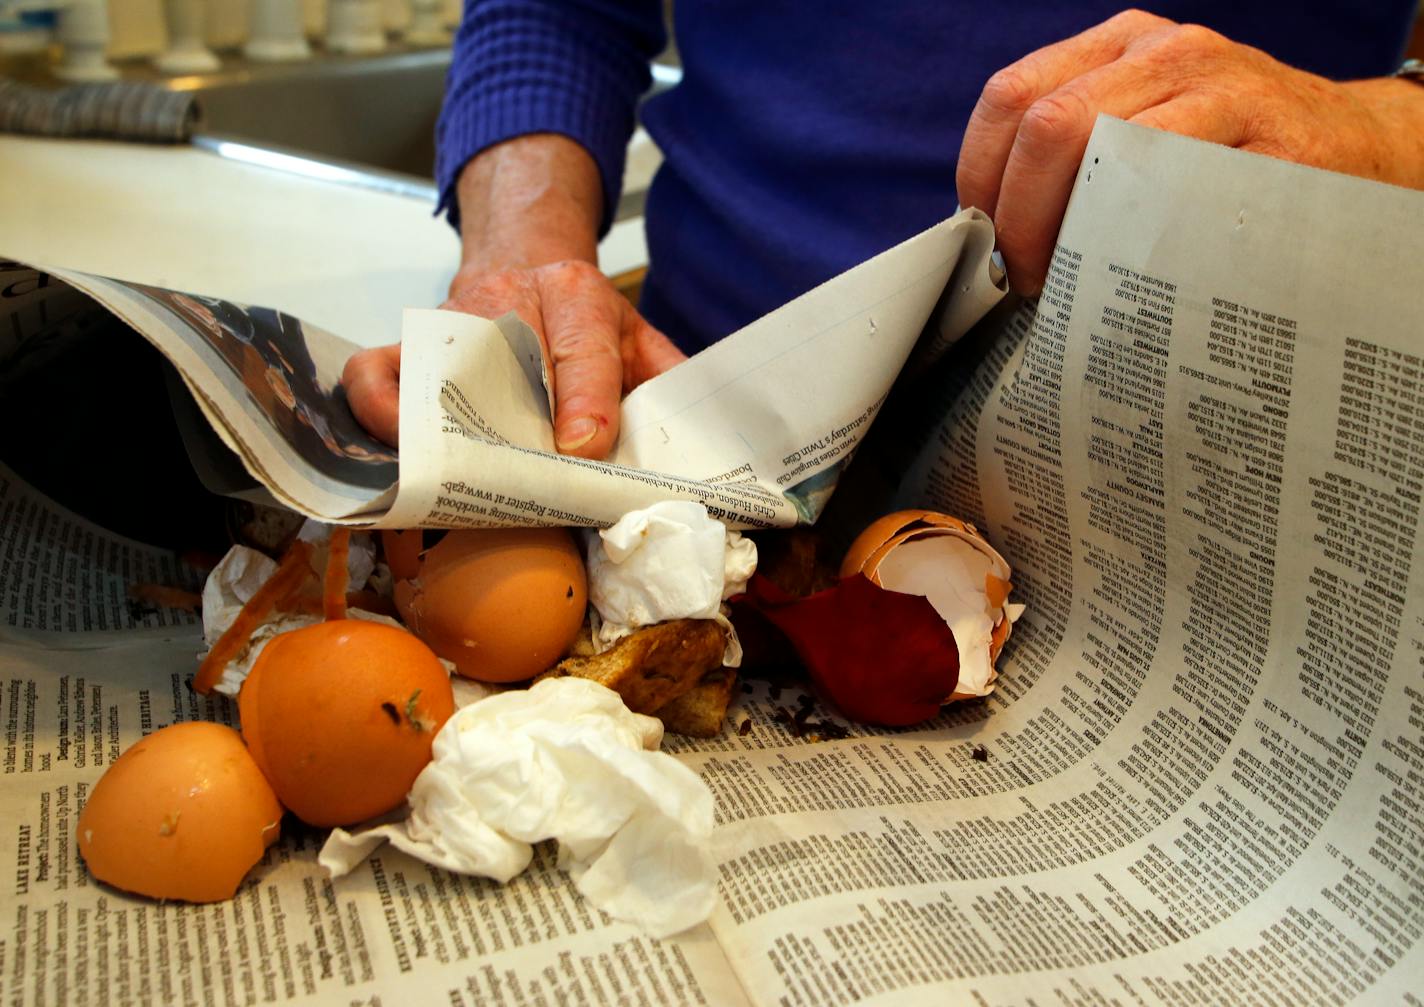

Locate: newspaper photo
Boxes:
[1,117,1421,1004]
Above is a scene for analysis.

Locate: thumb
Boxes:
[342,344,401,447]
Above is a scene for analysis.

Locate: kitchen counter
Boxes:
[0,134,651,347]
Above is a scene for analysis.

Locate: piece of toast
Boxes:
[653,667,738,738]
[538,618,728,731]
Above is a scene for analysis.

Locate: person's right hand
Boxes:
[343,260,686,460]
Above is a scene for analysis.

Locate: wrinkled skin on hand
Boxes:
[342,260,686,460]
[956,8,1424,295]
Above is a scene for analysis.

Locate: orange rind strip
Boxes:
[382,529,422,582]
[192,541,315,695]
[324,529,351,621]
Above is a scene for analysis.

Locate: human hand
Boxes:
[956,9,1424,296]
[342,261,686,458]
[342,343,401,447]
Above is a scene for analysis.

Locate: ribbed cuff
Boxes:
[436,1,663,236]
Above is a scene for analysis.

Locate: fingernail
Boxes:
[557,417,598,452]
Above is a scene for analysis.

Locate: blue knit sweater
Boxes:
[438,1,1414,355]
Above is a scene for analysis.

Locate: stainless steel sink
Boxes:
[172,48,449,183]
[142,48,678,217]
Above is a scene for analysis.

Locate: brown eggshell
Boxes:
[240,620,455,827]
[840,510,976,580]
[77,722,282,903]
[395,528,588,683]
[842,509,1018,703]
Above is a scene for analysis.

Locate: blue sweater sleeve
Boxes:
[436,0,666,235]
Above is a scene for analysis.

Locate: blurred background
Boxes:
[0,1,680,222]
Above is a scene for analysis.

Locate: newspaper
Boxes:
[0,462,205,647]
[3,116,1422,1003]
[2,206,1002,532]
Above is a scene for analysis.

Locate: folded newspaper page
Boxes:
[2,117,1420,1003]
[2,267,404,522]
[2,208,1003,530]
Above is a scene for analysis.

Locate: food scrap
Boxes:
[86,507,743,923]
[194,539,316,694]
[739,572,958,726]
[842,510,1024,700]
[82,523,452,901]
[730,509,1023,729]
[239,619,455,827]
[76,722,282,903]
[768,693,852,741]
[538,618,726,722]
[322,527,351,620]
[195,525,394,697]
[394,527,587,683]
[94,499,1031,936]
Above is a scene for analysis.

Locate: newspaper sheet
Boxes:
[2,210,1003,531]
[382,208,1004,531]
[2,117,1422,1004]
[0,462,204,648]
[675,119,1423,1002]
[4,267,404,522]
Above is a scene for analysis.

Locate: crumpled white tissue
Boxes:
[319,678,718,939]
[200,524,393,697]
[585,501,757,664]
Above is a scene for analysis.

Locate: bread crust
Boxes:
[536,619,733,735]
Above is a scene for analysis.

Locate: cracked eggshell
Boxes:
[76,722,282,903]
[394,528,588,683]
[240,620,455,827]
[841,510,1019,700]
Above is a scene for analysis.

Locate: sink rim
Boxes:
[191,133,440,202]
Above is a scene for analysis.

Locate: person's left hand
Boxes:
[341,263,687,455]
[956,9,1424,295]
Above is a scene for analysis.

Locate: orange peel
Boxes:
[323,528,351,621]
[193,540,315,694]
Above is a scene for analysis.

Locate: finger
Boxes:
[956,9,1170,219]
[538,263,626,459]
[341,344,401,447]
[991,56,1194,295]
[342,345,401,446]
[622,312,687,390]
